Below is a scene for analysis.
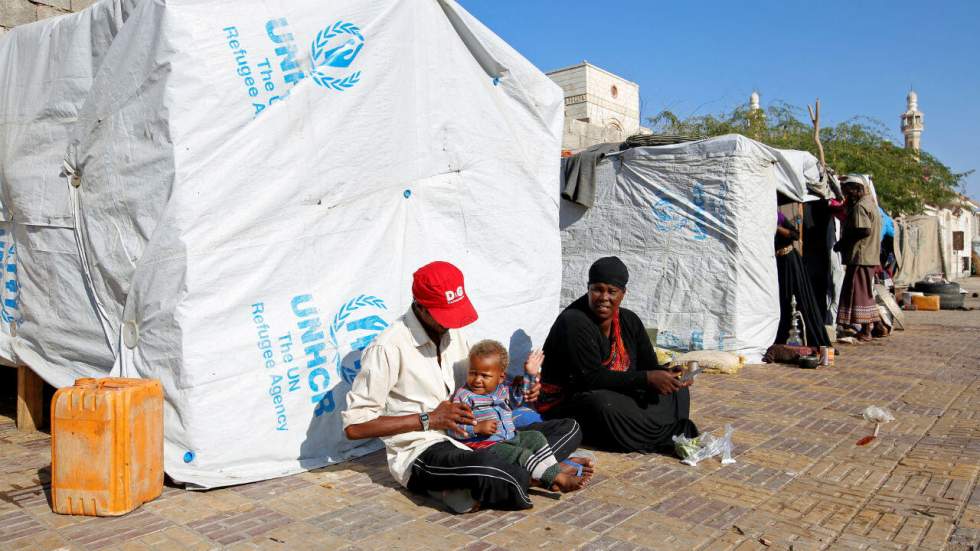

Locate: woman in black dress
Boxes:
[775,210,831,347]
[538,257,698,452]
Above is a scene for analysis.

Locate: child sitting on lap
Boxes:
[451,340,587,493]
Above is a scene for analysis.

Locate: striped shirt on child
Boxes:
[450,381,524,448]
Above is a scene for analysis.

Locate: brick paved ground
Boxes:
[1,279,978,551]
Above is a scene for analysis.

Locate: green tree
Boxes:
[647,102,967,215]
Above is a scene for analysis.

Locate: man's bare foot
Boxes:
[559,457,595,480]
[550,472,587,493]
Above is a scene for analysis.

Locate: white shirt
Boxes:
[342,307,472,487]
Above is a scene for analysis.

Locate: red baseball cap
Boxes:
[412,261,478,329]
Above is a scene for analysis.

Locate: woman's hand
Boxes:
[524,349,544,376]
[673,366,695,389]
[525,378,541,402]
[512,376,542,402]
[645,369,683,395]
[522,349,544,402]
[428,401,476,436]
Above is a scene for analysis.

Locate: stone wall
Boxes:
[581,65,640,136]
[561,118,623,152]
[0,0,93,35]
[547,65,589,123]
[547,62,643,151]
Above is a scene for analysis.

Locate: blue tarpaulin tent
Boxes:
[880,207,895,240]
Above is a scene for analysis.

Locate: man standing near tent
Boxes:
[835,178,883,341]
[342,261,590,512]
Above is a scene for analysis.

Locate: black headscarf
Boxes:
[588,256,629,289]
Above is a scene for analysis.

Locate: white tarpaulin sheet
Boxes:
[0,1,137,382]
[2,0,563,488]
[560,135,820,362]
[894,215,944,286]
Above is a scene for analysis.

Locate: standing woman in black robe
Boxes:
[775,210,831,347]
[538,257,698,452]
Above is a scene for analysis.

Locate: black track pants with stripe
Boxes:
[406,418,582,510]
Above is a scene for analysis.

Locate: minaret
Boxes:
[749,91,761,112]
[901,90,924,153]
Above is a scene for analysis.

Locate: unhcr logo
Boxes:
[310,21,364,91]
[328,295,388,386]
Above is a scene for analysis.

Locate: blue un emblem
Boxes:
[310,21,364,91]
[329,295,389,385]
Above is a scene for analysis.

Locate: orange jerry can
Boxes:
[912,294,941,311]
[51,378,164,516]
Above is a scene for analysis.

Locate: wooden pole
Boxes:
[16,365,44,432]
[807,99,826,171]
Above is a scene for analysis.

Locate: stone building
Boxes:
[0,0,91,34]
[546,61,647,151]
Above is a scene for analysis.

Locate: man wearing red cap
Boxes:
[343,261,586,512]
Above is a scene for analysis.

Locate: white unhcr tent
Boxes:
[1,0,564,488]
[560,135,822,362]
[0,1,138,380]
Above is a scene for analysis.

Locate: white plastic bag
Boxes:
[862,406,895,437]
[673,424,735,466]
[862,406,895,424]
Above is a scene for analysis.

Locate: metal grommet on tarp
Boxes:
[62,160,81,188]
[122,320,139,349]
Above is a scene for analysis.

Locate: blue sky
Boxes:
[461,1,980,201]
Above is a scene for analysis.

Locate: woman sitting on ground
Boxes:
[537,256,699,452]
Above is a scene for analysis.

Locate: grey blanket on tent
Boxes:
[561,142,620,208]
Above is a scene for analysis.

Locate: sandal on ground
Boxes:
[560,459,584,477]
[569,450,597,464]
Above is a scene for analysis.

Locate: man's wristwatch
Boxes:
[419,412,430,431]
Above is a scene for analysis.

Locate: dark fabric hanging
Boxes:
[776,249,832,347]
[801,200,833,322]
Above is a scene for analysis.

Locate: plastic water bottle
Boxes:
[522,371,537,398]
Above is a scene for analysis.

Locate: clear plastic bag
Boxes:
[673,424,735,466]
[720,425,735,465]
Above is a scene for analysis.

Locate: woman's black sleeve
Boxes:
[626,312,663,371]
[562,317,647,392]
